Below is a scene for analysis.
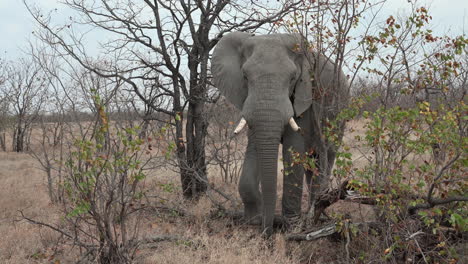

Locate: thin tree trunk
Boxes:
[184,100,208,198]
[14,124,24,152]
[180,47,209,199]
[0,132,5,151]
[171,76,198,199]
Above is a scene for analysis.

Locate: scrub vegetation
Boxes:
[0,0,466,263]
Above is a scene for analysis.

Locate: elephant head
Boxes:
[212,32,347,236]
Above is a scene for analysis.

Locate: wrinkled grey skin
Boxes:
[212,32,349,236]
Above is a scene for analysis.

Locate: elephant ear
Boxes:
[212,32,254,110]
[287,35,315,117]
[297,50,349,117]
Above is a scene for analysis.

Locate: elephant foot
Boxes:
[243,214,262,225]
[282,214,303,233]
[210,209,288,231]
[243,204,260,222]
[243,214,289,230]
[261,226,274,239]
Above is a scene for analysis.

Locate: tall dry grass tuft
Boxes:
[0,152,71,263]
[143,229,296,264]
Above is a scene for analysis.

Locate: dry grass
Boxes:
[138,196,298,264]
[0,119,386,263]
[0,152,71,263]
[143,233,294,264]
[0,150,302,263]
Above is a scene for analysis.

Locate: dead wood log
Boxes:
[286,221,382,241]
[287,222,337,241]
[344,194,377,205]
[313,180,349,223]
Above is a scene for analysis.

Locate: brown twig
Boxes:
[19,210,95,250]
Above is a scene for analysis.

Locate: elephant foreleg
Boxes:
[239,130,261,220]
[306,147,338,210]
[281,125,305,218]
[306,106,345,213]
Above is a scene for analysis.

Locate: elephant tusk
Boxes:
[289,117,301,132]
[233,117,247,134]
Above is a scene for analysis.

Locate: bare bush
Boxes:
[22,87,165,263]
[206,98,246,183]
[0,58,47,152]
[24,0,303,199]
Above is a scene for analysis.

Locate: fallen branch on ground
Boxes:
[312,180,349,223]
[344,194,377,205]
[286,221,382,241]
[287,222,337,241]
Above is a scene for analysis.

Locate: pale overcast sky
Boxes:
[0,0,467,59]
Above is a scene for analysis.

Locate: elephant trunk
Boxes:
[253,110,282,237]
[239,75,295,236]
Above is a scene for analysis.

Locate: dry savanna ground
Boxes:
[0,119,448,263]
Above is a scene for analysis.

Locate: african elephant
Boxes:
[212,32,349,236]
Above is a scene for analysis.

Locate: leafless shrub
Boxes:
[0,58,47,152]
[206,98,246,183]
[23,85,167,263]
[24,0,303,199]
